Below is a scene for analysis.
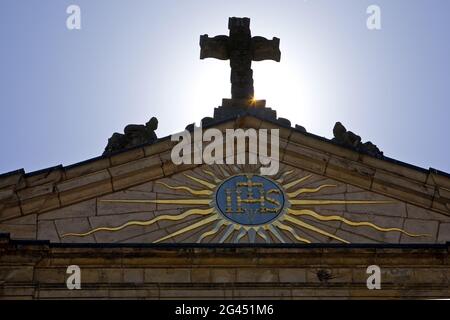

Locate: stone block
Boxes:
[0,266,34,283]
[237,268,278,283]
[372,170,434,208]
[0,170,24,189]
[144,268,191,283]
[57,170,111,193]
[89,211,159,243]
[278,268,306,283]
[362,155,428,183]
[400,219,439,243]
[82,268,123,283]
[144,139,176,157]
[112,167,164,191]
[123,268,144,284]
[191,268,211,283]
[20,193,60,215]
[35,268,67,284]
[110,148,145,166]
[97,191,156,216]
[37,220,60,242]
[64,158,110,180]
[437,223,450,243]
[25,168,64,187]
[55,217,96,243]
[326,156,374,189]
[59,181,112,206]
[0,205,22,222]
[38,198,96,220]
[0,224,36,240]
[211,268,236,283]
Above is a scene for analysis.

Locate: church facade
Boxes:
[0,18,449,299]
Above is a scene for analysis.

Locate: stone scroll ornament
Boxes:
[62,167,429,243]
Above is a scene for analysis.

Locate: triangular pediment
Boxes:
[1,115,449,245]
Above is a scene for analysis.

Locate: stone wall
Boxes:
[0,235,448,299]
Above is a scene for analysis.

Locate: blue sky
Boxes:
[0,0,449,174]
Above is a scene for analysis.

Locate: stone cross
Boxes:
[200,17,281,104]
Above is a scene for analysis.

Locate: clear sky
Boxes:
[0,0,449,174]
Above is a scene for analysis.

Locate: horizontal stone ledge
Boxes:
[64,158,110,180]
[108,155,161,178]
[362,155,428,184]
[110,147,145,167]
[20,193,60,215]
[58,180,113,207]
[56,169,111,193]
[24,166,65,188]
[0,170,25,190]
[371,179,434,210]
[325,156,375,190]
[289,130,360,162]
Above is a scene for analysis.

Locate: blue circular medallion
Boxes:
[215,174,285,226]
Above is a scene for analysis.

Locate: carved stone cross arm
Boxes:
[199,17,281,102]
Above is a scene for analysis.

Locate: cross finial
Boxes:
[200,17,281,107]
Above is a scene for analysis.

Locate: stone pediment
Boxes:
[1,115,449,244]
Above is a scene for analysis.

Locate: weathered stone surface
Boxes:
[97,191,156,216]
[0,237,449,299]
[144,268,191,283]
[25,167,64,188]
[0,266,34,283]
[109,155,162,190]
[20,193,60,215]
[123,269,144,284]
[56,170,111,193]
[283,142,329,174]
[110,148,145,167]
[0,224,36,239]
[237,268,278,282]
[64,158,110,180]
[0,187,17,202]
[406,203,450,221]
[0,170,24,189]
[279,268,307,283]
[59,181,112,206]
[54,217,96,243]
[400,219,439,243]
[326,156,374,189]
[89,211,159,243]
[345,191,407,217]
[35,268,67,284]
[0,205,21,222]
[37,220,60,242]
[437,223,450,243]
[211,269,236,283]
[342,212,404,243]
[1,214,34,225]
[120,228,170,243]
[38,199,96,220]
[191,268,211,283]
[82,268,123,283]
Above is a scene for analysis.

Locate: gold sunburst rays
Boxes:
[156,182,213,196]
[61,207,216,238]
[62,168,429,244]
[61,173,219,239]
